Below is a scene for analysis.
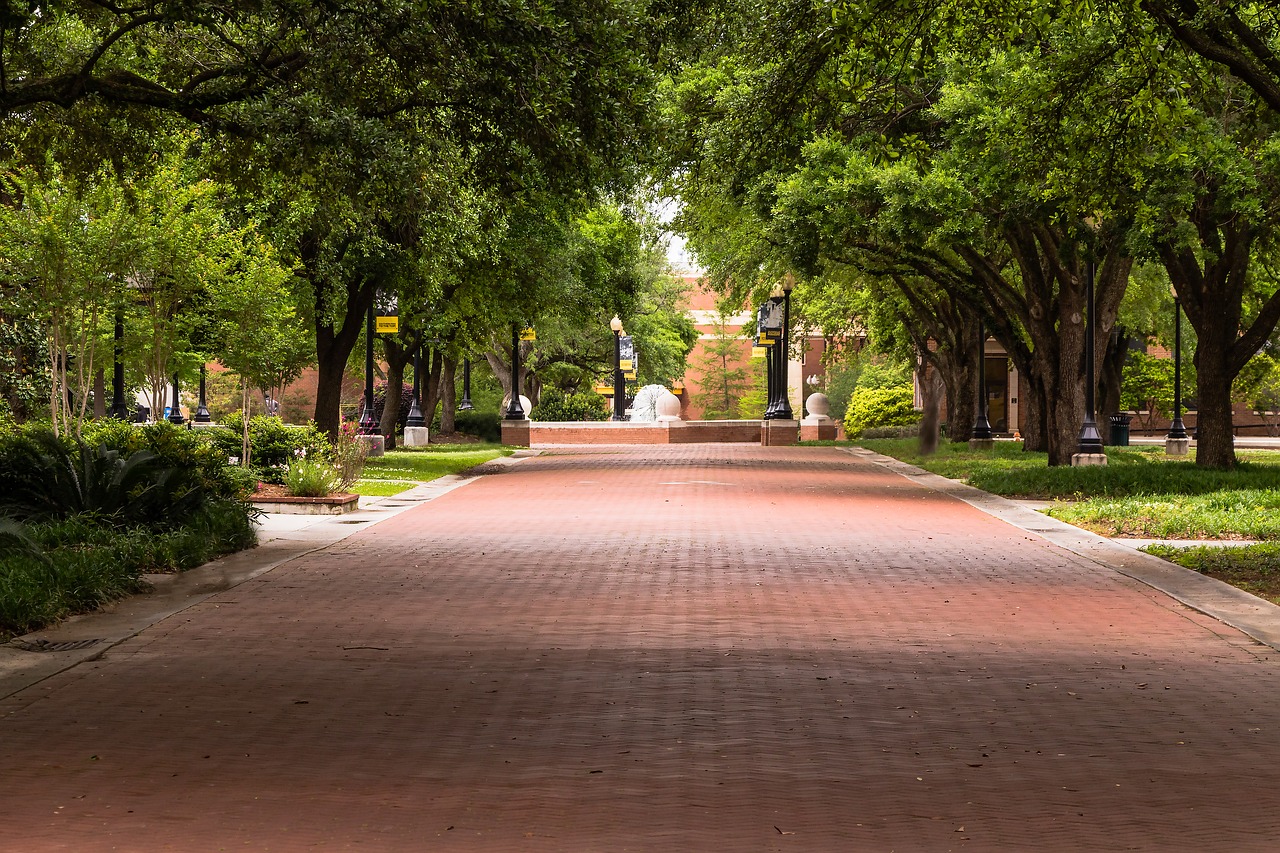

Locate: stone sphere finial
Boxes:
[805,393,830,418]
[656,391,682,421]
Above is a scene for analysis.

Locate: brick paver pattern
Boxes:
[4,446,1280,851]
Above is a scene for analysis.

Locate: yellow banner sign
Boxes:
[751,346,768,358]
[594,385,613,395]
[620,359,633,370]
[520,327,537,341]
[376,317,399,333]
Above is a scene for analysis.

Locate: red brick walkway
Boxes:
[4,445,1280,851]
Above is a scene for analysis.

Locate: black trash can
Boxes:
[1108,413,1132,446]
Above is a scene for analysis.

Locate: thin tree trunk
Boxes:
[241,380,252,467]
[93,368,106,419]
[422,349,444,428]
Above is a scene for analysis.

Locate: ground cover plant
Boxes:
[0,422,257,640]
[351,445,512,497]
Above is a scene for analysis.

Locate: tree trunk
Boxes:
[486,349,513,399]
[1192,333,1238,469]
[918,362,944,455]
[381,360,405,451]
[1098,328,1130,430]
[941,350,977,444]
[440,355,457,433]
[422,348,444,429]
[93,368,106,419]
[306,233,376,438]
[1020,372,1047,453]
[978,226,1130,465]
[485,338,532,408]
[314,333,358,439]
[378,336,415,450]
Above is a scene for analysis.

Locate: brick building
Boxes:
[679,276,829,420]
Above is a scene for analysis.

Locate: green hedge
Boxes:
[843,384,921,438]
[529,389,609,422]
[0,421,258,639]
[207,414,331,483]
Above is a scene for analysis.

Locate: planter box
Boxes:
[251,493,360,515]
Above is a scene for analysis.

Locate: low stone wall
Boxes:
[251,493,360,515]
[527,420,762,446]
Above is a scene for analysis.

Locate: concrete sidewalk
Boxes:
[4,445,1280,851]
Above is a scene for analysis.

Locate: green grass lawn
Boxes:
[1145,544,1280,605]
[350,444,512,496]
[858,437,1280,602]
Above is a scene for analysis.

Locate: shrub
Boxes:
[843,384,921,438]
[77,418,254,502]
[209,413,331,483]
[285,454,340,497]
[0,430,210,527]
[453,409,502,442]
[530,388,609,421]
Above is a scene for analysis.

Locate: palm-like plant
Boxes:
[0,430,205,527]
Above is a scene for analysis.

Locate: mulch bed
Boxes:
[253,483,294,499]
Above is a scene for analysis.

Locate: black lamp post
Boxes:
[971,323,994,441]
[193,364,212,423]
[777,277,795,420]
[359,301,378,434]
[764,286,785,419]
[458,358,474,411]
[168,374,185,425]
[1167,291,1188,441]
[406,339,425,427]
[764,338,776,419]
[1076,257,1105,455]
[610,315,626,421]
[109,310,129,419]
[505,324,526,420]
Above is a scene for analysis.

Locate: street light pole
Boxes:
[1167,294,1188,441]
[764,341,777,419]
[505,324,526,420]
[110,309,129,419]
[1076,258,1105,455]
[610,315,625,421]
[194,364,212,423]
[971,323,993,442]
[765,286,785,419]
[359,300,378,434]
[777,277,795,420]
[406,338,425,428]
[168,374,185,425]
[458,358,474,411]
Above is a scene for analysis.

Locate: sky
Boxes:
[654,198,702,275]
